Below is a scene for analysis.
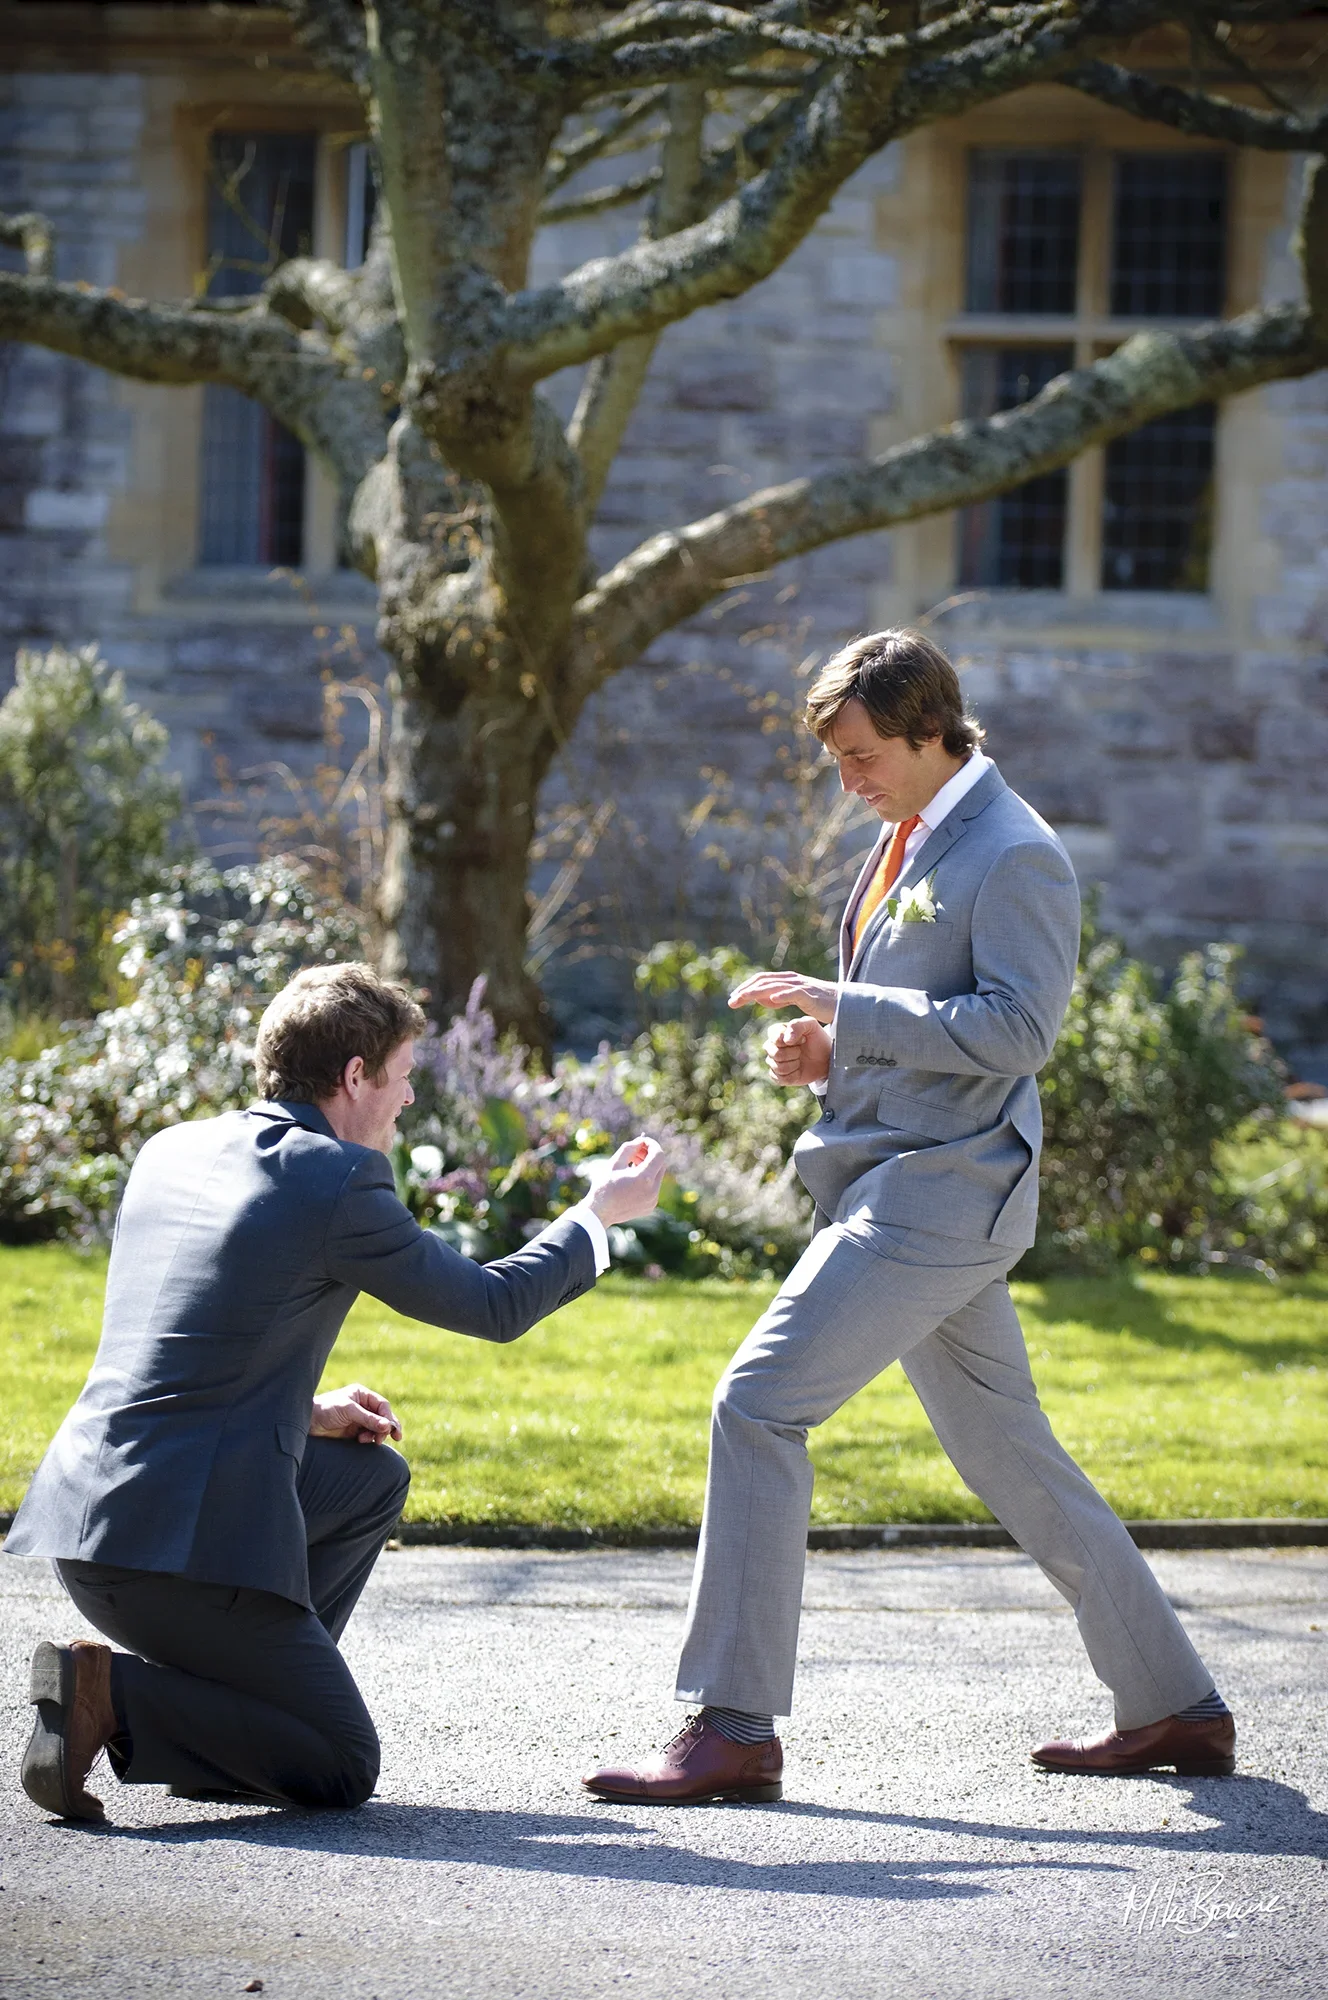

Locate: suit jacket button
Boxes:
[822,1108,836,1123]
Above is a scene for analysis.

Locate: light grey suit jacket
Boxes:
[4,1100,596,1605]
[792,762,1080,1249]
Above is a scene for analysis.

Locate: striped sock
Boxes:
[702,1705,776,1745]
[1176,1688,1230,1721]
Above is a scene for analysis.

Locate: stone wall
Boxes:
[0,70,382,852]
[0,72,143,648]
[2,72,1326,1064]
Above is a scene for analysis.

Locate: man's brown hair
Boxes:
[254,962,426,1103]
[804,629,985,757]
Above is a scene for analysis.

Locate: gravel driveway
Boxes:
[2,1545,1325,1999]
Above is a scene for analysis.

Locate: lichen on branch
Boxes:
[573,296,1328,685]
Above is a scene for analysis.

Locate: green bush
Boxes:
[394,976,812,1282]
[0,644,183,1020]
[627,938,820,1169]
[1215,1118,1328,1274]
[1,887,1314,1281]
[1028,919,1286,1273]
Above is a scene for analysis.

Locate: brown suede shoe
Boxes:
[583,1716,783,1805]
[21,1639,118,1822]
[1031,1710,1236,1777]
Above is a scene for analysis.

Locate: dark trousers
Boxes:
[57,1437,410,1810]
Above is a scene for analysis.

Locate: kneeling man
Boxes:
[7,962,664,1821]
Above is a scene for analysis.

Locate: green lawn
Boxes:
[3,1245,1327,1529]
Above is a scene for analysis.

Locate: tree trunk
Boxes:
[378,661,562,1051]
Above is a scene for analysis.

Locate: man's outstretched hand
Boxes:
[764,1017,832,1087]
[311,1383,404,1446]
[728,969,838,1025]
[585,1136,668,1228]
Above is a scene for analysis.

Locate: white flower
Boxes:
[410,1144,445,1176]
[889,873,940,925]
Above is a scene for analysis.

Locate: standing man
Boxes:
[9,961,665,1822]
[585,630,1234,1807]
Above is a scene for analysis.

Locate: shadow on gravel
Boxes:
[79,1801,1112,1901]
[778,1778,1328,1862]
[81,1775,1328,1899]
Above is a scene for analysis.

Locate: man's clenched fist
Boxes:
[764,1016,832,1087]
[310,1383,403,1446]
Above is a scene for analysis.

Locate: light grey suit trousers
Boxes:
[674,1221,1214,1727]
[675,764,1218,1730]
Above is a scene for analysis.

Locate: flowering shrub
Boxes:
[0,904,813,1279]
[3,889,1305,1279]
[0,859,365,1242]
[394,978,811,1278]
[394,979,638,1258]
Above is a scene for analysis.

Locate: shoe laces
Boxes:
[662,1715,706,1758]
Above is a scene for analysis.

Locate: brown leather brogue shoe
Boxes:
[21,1639,118,1822]
[1031,1710,1235,1777]
[583,1716,783,1805]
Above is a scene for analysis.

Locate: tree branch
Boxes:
[1294,155,1328,345]
[540,81,817,227]
[1064,59,1328,147]
[572,298,1328,685]
[543,0,994,88]
[541,171,662,227]
[568,82,709,514]
[1190,15,1301,118]
[545,88,669,193]
[532,0,1088,94]
[0,274,389,485]
[485,58,893,387]
[474,0,1184,388]
[278,0,371,90]
[689,86,817,208]
[263,256,363,334]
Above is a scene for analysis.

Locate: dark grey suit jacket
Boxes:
[4,1100,596,1605]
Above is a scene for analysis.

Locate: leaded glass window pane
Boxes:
[1111,154,1227,318]
[966,152,1081,315]
[198,134,315,567]
[1102,403,1216,590]
[957,346,1073,588]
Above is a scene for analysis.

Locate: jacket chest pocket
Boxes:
[875,916,960,963]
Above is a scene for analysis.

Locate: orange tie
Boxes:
[852,814,921,952]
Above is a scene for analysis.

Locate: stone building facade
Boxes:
[2,6,1327,1063]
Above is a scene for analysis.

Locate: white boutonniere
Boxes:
[887,872,940,924]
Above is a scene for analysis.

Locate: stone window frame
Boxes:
[945,136,1232,600]
[160,104,365,612]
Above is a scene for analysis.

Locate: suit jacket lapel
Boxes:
[841,764,1008,976]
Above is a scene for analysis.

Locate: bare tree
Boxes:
[4,1,1328,1041]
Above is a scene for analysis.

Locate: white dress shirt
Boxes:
[821,751,994,1095]
[846,749,992,942]
[564,1200,611,1274]
[900,748,991,867]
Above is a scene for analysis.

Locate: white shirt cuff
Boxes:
[564,1200,611,1276]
